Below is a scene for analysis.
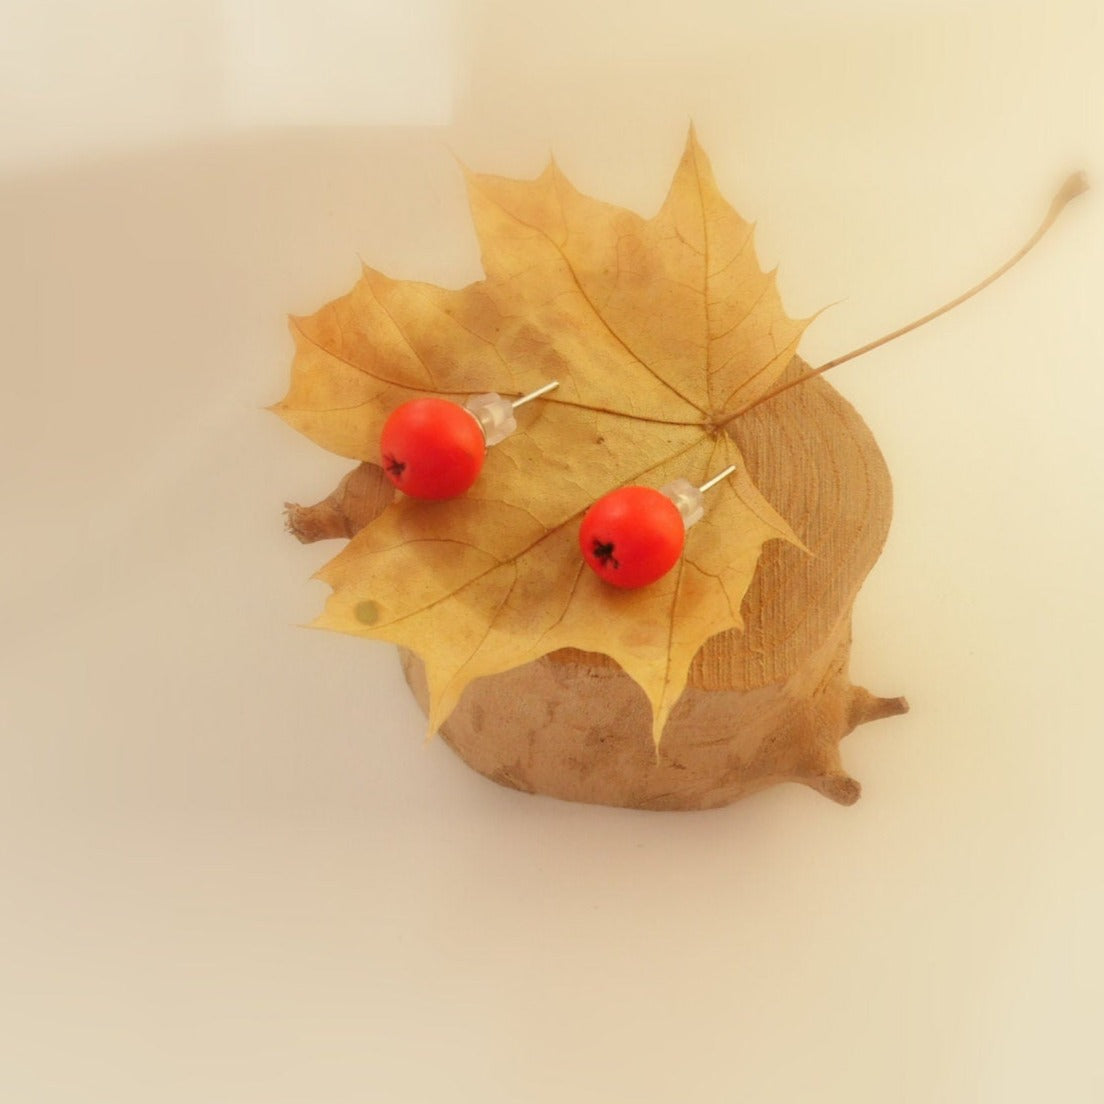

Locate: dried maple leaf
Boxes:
[274,129,814,747]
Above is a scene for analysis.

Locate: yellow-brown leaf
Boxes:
[274,129,812,747]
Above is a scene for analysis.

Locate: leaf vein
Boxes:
[472,174,707,416]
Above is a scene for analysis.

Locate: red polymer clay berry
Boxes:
[379,398,487,500]
[579,486,686,589]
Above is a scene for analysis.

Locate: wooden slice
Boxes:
[291,357,907,809]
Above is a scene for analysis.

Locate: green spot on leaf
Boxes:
[354,600,380,625]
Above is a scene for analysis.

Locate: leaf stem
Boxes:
[720,171,1088,424]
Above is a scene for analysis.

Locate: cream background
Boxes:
[2,1,1102,1100]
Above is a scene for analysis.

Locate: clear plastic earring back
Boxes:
[464,381,559,447]
[660,464,737,529]
[464,394,516,446]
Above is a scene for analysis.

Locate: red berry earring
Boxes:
[579,465,738,589]
[380,381,559,499]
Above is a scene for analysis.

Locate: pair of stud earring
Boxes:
[380,382,735,590]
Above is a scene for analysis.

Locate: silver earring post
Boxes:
[511,380,560,409]
[697,464,737,494]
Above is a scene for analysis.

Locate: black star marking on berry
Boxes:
[592,539,619,570]
[383,454,406,479]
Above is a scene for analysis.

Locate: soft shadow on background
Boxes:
[2,1,1102,1101]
